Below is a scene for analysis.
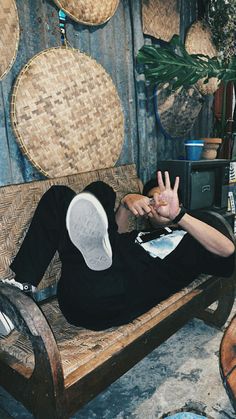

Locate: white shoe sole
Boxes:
[66,192,112,271]
[0,312,14,336]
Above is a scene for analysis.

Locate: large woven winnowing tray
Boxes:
[52,0,120,25]
[11,47,124,178]
[0,0,19,80]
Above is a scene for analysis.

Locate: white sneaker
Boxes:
[0,312,14,336]
[1,278,24,290]
[1,278,36,294]
[66,192,112,271]
[0,279,36,336]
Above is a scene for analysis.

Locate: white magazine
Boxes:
[136,228,187,259]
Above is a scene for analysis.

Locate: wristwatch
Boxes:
[172,207,186,224]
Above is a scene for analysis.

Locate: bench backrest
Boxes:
[0,164,143,296]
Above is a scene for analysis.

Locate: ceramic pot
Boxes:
[201,137,222,159]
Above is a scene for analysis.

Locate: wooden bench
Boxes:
[220,313,236,412]
[0,164,235,419]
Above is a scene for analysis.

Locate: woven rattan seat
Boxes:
[0,164,235,418]
[0,274,211,381]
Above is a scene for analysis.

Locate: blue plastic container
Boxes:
[185,139,204,161]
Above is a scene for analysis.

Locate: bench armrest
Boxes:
[0,284,64,391]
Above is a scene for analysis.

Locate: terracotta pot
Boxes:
[201,137,222,159]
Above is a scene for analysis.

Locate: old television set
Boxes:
[156,159,230,212]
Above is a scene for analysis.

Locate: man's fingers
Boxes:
[137,203,152,216]
[173,176,180,192]
[129,199,152,217]
[164,171,171,189]
[157,170,179,194]
[157,171,165,191]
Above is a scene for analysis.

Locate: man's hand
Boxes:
[121,194,153,217]
[121,171,181,222]
[151,171,181,221]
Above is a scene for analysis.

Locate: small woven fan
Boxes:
[142,0,180,42]
[53,0,120,25]
[185,21,220,95]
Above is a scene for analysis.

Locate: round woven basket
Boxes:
[142,0,180,42]
[155,83,203,138]
[52,0,120,25]
[11,47,124,178]
[185,20,219,95]
[0,0,19,80]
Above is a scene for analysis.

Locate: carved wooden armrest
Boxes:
[0,283,64,392]
[197,274,236,328]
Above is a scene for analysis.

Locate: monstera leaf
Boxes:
[137,36,236,90]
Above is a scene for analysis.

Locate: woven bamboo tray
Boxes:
[155,83,203,137]
[53,0,120,25]
[142,0,180,41]
[0,0,19,80]
[11,47,124,178]
[185,20,219,95]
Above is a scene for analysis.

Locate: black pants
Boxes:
[10,182,235,330]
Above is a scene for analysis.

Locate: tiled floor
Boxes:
[0,303,236,418]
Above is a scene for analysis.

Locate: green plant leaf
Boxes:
[137,36,235,90]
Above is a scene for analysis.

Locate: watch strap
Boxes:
[172,207,186,224]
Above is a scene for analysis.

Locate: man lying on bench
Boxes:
[1,171,235,334]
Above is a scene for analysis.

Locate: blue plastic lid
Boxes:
[185,139,204,146]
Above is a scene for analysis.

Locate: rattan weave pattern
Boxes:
[0,165,140,291]
[142,0,180,42]
[52,0,119,25]
[156,83,203,137]
[11,47,124,178]
[185,21,219,95]
[0,0,19,80]
[0,274,209,376]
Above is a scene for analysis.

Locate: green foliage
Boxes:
[207,0,236,61]
[137,36,236,90]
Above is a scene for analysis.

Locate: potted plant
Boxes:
[137,1,236,158]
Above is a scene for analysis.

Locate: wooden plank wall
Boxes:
[0,0,213,186]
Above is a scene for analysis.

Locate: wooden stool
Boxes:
[220,314,236,412]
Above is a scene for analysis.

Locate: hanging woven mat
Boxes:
[0,0,19,80]
[154,83,203,138]
[185,20,219,95]
[11,47,124,178]
[142,0,180,42]
[52,0,120,25]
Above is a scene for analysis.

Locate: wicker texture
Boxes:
[0,274,210,377]
[0,0,19,80]
[156,83,203,137]
[0,165,141,291]
[142,0,180,42]
[11,47,124,177]
[185,21,219,95]
[0,163,215,382]
[52,0,119,25]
